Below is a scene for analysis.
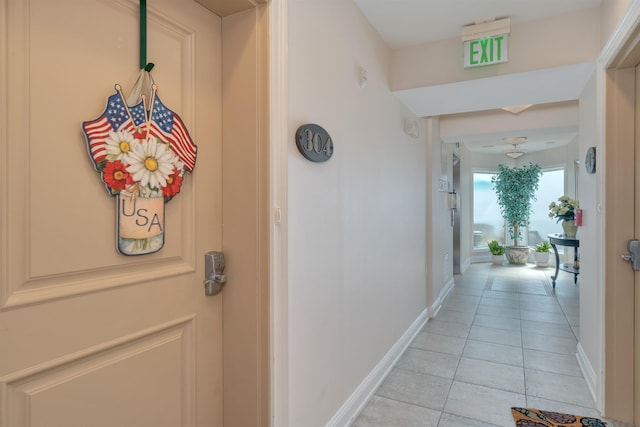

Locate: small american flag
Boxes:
[147,96,196,171]
[82,89,197,171]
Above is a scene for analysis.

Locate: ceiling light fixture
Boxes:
[503,136,527,159]
[505,145,525,159]
[501,104,533,115]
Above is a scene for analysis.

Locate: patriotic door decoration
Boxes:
[82,71,197,255]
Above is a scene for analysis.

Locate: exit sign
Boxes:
[464,34,508,68]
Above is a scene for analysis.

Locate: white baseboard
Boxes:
[429,277,455,319]
[460,258,471,274]
[471,254,491,263]
[576,342,597,405]
[325,309,429,427]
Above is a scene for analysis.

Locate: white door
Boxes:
[0,0,224,425]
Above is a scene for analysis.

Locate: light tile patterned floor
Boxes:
[352,262,629,427]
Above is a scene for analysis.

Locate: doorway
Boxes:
[598,4,640,423]
[453,153,462,274]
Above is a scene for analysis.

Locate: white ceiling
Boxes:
[353,0,602,155]
[353,0,602,49]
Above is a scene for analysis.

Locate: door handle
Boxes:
[622,240,640,271]
[204,251,227,296]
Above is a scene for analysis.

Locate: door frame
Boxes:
[599,3,640,423]
[269,0,289,425]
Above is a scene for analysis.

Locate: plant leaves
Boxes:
[491,163,542,246]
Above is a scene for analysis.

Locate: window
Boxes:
[472,172,503,248]
[529,167,565,246]
[472,167,565,249]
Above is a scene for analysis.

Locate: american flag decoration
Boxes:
[82,79,197,256]
[83,84,197,175]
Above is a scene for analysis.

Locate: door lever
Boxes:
[204,251,227,296]
[622,240,640,271]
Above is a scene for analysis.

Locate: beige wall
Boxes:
[287,0,427,425]
[391,7,601,91]
[601,0,634,47]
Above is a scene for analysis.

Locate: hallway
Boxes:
[352,262,622,427]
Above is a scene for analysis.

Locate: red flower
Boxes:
[103,160,132,192]
[162,167,183,200]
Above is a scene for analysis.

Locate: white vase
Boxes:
[492,254,504,265]
[562,219,577,238]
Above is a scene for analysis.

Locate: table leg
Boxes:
[550,243,559,289]
[574,247,579,284]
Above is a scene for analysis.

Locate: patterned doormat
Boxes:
[511,407,607,426]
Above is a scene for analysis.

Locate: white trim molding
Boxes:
[599,0,640,68]
[269,0,289,425]
[460,257,471,274]
[577,342,597,405]
[430,277,455,318]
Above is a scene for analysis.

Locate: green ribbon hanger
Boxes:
[140,0,154,71]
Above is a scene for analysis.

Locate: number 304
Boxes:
[301,129,333,157]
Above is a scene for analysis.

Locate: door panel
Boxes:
[0,0,223,425]
[5,317,194,427]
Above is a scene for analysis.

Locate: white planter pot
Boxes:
[505,246,530,265]
[534,251,550,267]
[492,254,504,265]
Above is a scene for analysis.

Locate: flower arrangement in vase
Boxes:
[548,196,579,237]
[98,130,187,254]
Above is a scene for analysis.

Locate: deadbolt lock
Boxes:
[204,251,227,296]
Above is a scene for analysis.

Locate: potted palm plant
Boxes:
[533,241,552,267]
[487,240,505,265]
[491,163,542,265]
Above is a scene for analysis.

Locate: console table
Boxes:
[547,233,579,288]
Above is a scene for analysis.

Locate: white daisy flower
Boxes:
[126,138,179,190]
[105,130,137,163]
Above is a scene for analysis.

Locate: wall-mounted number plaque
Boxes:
[295,124,334,162]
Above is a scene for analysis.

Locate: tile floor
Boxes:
[352,262,628,427]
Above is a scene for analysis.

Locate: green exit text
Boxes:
[464,35,508,68]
